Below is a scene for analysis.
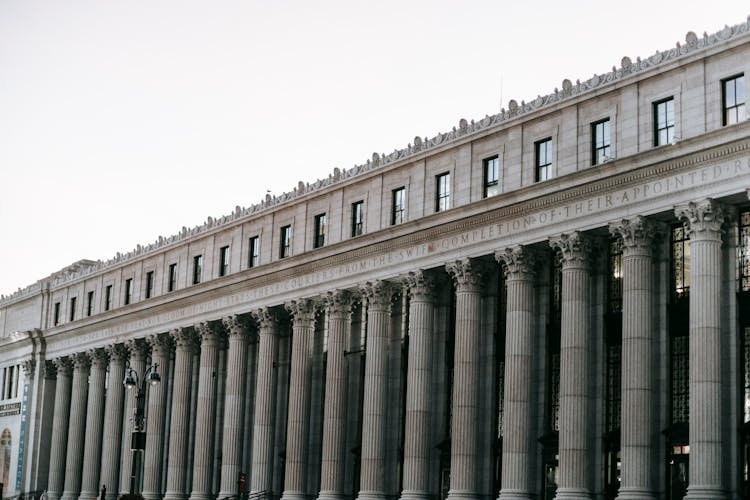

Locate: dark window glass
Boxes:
[145,271,154,299]
[219,246,230,277]
[248,236,260,268]
[193,255,203,284]
[351,201,364,237]
[86,291,94,317]
[53,302,60,325]
[392,187,406,225]
[592,119,611,165]
[435,173,451,212]
[535,138,552,182]
[723,74,745,126]
[314,214,326,248]
[168,263,177,292]
[105,285,112,311]
[483,156,500,197]
[124,278,133,305]
[740,210,750,292]
[280,225,292,258]
[653,97,675,146]
[672,224,690,300]
[69,297,76,321]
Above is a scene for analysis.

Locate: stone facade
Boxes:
[1,16,750,500]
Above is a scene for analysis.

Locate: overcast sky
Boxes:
[1,1,748,296]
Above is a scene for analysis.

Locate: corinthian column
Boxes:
[189,322,223,500]
[100,344,128,500]
[610,217,660,500]
[120,339,148,495]
[676,199,729,500]
[79,349,109,500]
[218,316,251,499]
[495,247,540,500]
[281,299,317,500]
[250,308,279,494]
[356,281,394,500]
[549,232,593,500]
[164,328,198,500]
[400,272,436,500]
[143,333,173,500]
[48,357,73,500]
[445,259,485,500]
[61,352,92,500]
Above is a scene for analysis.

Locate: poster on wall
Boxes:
[15,383,28,491]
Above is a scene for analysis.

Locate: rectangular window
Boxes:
[145,271,154,299]
[535,138,552,182]
[672,223,690,300]
[193,255,203,284]
[219,246,230,277]
[391,187,406,225]
[591,118,611,165]
[86,291,94,317]
[105,285,112,311]
[739,209,750,292]
[168,263,177,292]
[351,201,364,237]
[653,97,675,146]
[314,214,327,248]
[483,156,500,197]
[435,172,451,212]
[53,302,60,326]
[124,278,133,305]
[723,74,745,126]
[69,297,76,321]
[280,225,292,258]
[248,236,260,268]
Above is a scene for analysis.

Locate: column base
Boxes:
[446,489,481,500]
[616,487,655,500]
[218,492,241,500]
[318,492,347,500]
[356,491,387,500]
[281,492,307,500]
[60,491,80,500]
[143,491,163,500]
[553,488,591,500]
[498,490,533,500]
[163,493,189,500]
[78,492,99,500]
[47,493,62,500]
[685,486,725,500]
[400,490,431,500]
[188,493,217,500]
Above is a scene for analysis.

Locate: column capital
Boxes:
[403,270,435,301]
[147,332,174,357]
[252,307,279,333]
[285,298,317,323]
[22,358,36,377]
[675,198,730,241]
[446,257,486,292]
[360,280,394,311]
[609,216,663,255]
[71,351,91,371]
[222,314,252,339]
[495,246,540,281]
[44,360,58,379]
[195,321,224,347]
[88,348,109,369]
[324,290,353,318]
[549,231,593,269]
[126,338,149,361]
[53,356,74,376]
[105,343,129,363]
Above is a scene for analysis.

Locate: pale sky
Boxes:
[1,1,748,297]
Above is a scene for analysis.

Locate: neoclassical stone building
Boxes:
[1,16,750,500]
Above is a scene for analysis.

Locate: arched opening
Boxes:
[0,428,11,497]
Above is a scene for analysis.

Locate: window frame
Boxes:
[435,172,451,212]
[591,118,611,166]
[193,255,203,285]
[86,290,94,317]
[69,296,76,321]
[105,285,112,311]
[168,263,177,292]
[248,236,260,268]
[280,225,292,258]
[351,201,364,237]
[722,73,745,126]
[535,138,553,182]
[53,301,60,325]
[653,97,675,146]
[145,271,154,299]
[391,187,406,225]
[124,278,133,305]
[483,156,500,198]
[219,245,230,277]
[313,213,327,249]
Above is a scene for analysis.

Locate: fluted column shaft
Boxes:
[677,199,727,500]
[550,232,593,500]
[318,291,352,500]
[400,273,435,500]
[100,345,128,500]
[356,281,393,500]
[61,353,92,500]
[251,309,279,494]
[121,340,148,495]
[219,317,250,498]
[143,334,173,500]
[445,260,484,500]
[610,218,658,500]
[496,247,539,500]
[48,358,73,500]
[282,300,316,500]
[80,350,108,500]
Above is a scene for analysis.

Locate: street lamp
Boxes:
[123,363,160,496]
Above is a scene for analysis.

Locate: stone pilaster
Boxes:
[61,352,92,500]
[609,217,660,500]
[120,339,148,495]
[495,247,540,500]
[143,333,173,500]
[400,272,436,500]
[164,328,199,500]
[318,291,353,500]
[445,259,485,500]
[282,299,317,500]
[356,281,394,500]
[250,308,279,494]
[100,344,128,500]
[549,232,593,500]
[189,322,223,500]
[219,316,251,499]
[79,349,109,500]
[676,199,729,500]
[47,357,73,500]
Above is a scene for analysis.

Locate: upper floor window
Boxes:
[69,297,76,321]
[351,201,364,237]
[280,225,292,258]
[653,97,675,146]
[314,214,327,248]
[671,223,690,301]
[124,278,133,305]
[86,291,94,317]
[168,263,177,292]
[53,301,60,326]
[145,271,154,299]
[723,74,745,126]
[392,187,406,225]
[193,255,203,285]
[592,118,611,165]
[219,246,230,277]
[535,138,552,182]
[105,285,112,311]
[483,156,500,197]
[435,172,451,212]
[248,236,260,268]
